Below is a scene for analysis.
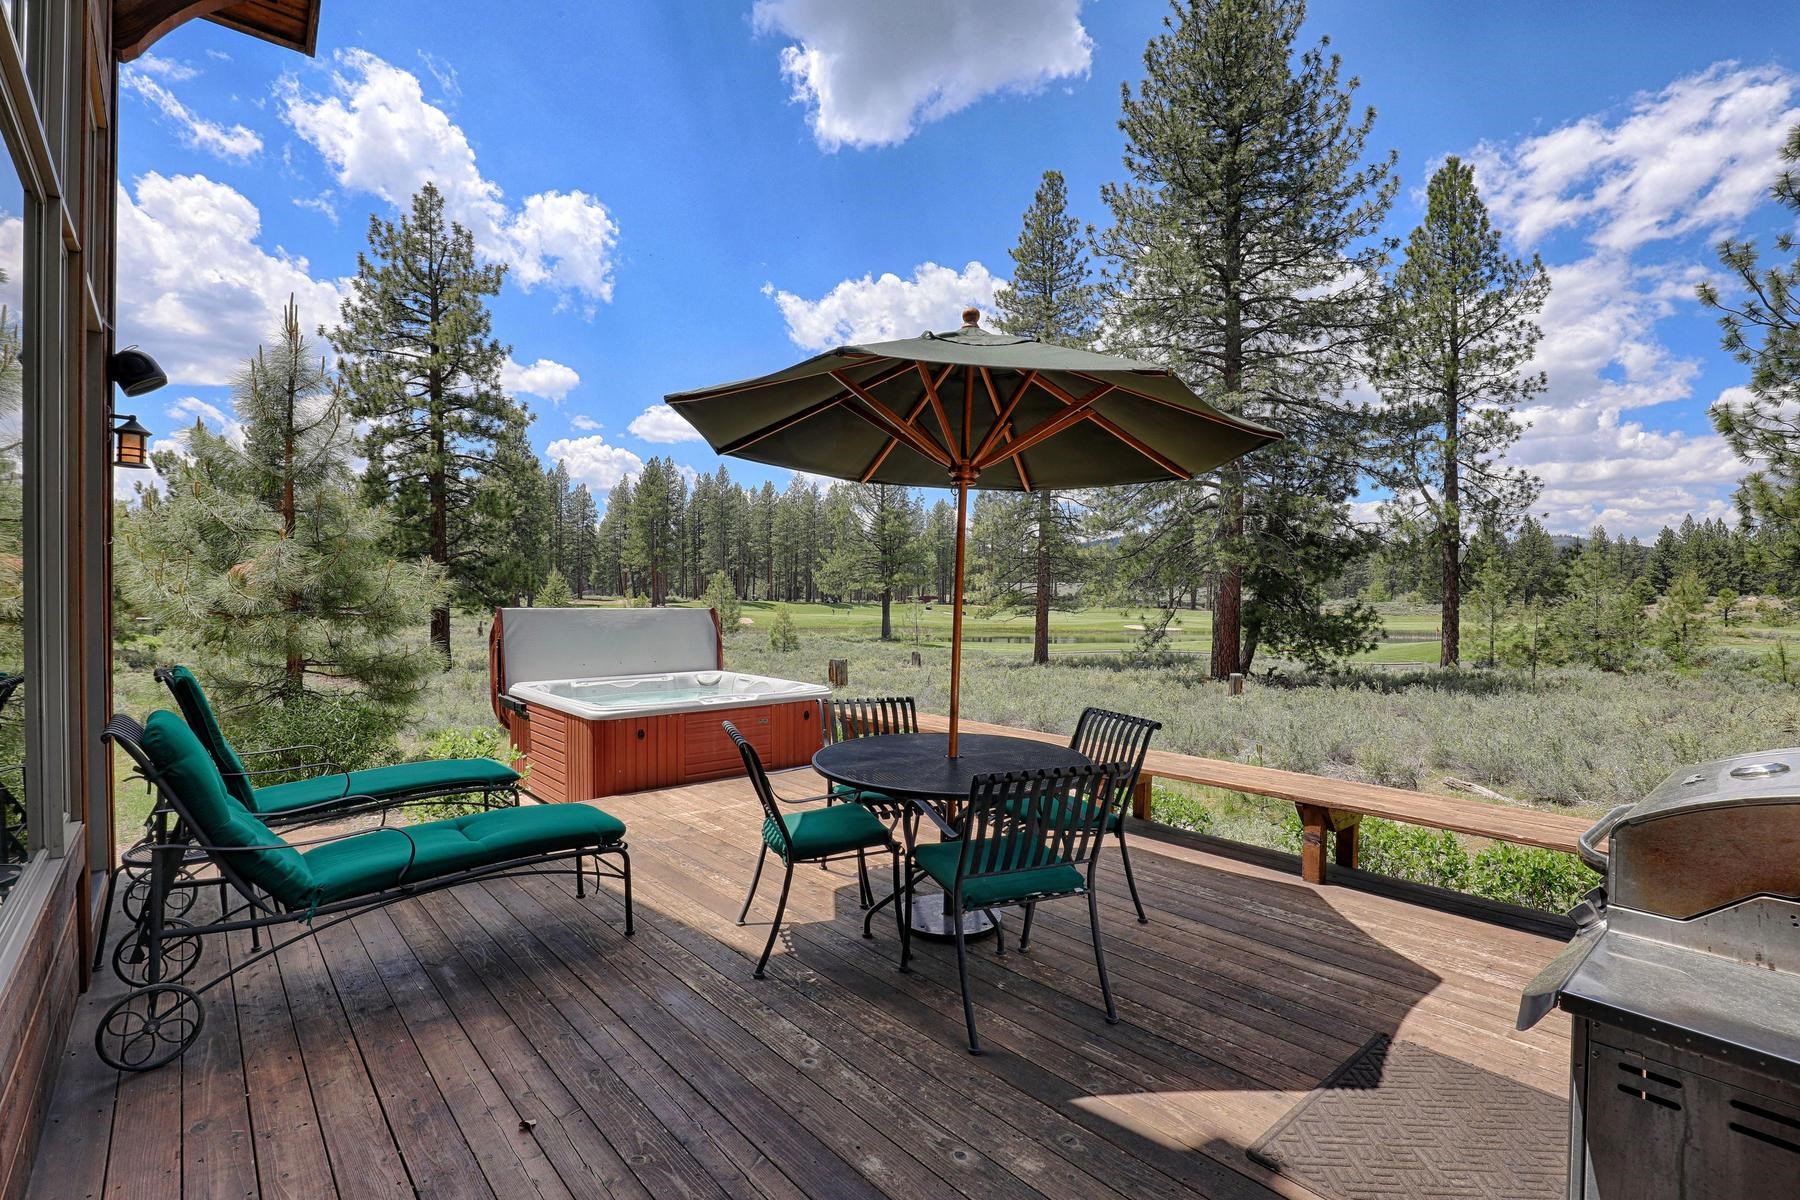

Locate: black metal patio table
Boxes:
[812,732,1092,937]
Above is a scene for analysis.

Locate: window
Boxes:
[0,143,23,908]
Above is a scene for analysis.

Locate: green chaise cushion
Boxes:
[250,758,522,816]
[162,666,258,809]
[302,803,625,904]
[913,837,1084,908]
[140,710,314,908]
[765,803,892,861]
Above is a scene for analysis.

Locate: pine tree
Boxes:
[819,484,928,638]
[122,300,443,711]
[537,567,574,608]
[994,168,1101,664]
[1510,516,1562,601]
[1098,0,1396,677]
[624,458,678,605]
[1376,157,1547,666]
[1700,122,1800,594]
[1654,569,1710,664]
[768,605,800,652]
[596,476,632,596]
[567,485,599,596]
[328,182,529,662]
[479,426,550,605]
[703,569,742,631]
[1461,554,1514,668]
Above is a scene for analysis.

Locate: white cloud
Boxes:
[626,403,703,443]
[752,0,1092,149]
[164,395,245,447]
[134,53,198,82]
[121,69,263,160]
[292,192,338,223]
[545,434,643,492]
[116,172,345,387]
[1450,62,1800,537]
[569,414,602,431]
[281,49,620,309]
[501,356,580,403]
[1471,63,1800,253]
[766,260,1002,350]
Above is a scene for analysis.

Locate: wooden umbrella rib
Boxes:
[831,370,952,467]
[715,360,917,455]
[1064,370,1281,440]
[970,369,1036,464]
[975,382,1115,469]
[1087,411,1193,479]
[915,362,959,466]
[858,364,954,479]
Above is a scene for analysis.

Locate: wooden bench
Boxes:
[916,713,1593,885]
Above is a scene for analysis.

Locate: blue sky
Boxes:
[115,0,1800,538]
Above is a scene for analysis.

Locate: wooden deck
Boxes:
[28,773,1572,1200]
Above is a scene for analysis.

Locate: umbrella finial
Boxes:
[961,307,981,328]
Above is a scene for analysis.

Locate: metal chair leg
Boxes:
[576,851,587,898]
[954,915,981,1054]
[1116,827,1148,924]
[890,849,905,951]
[1019,903,1036,951]
[1089,886,1119,1024]
[754,863,795,980]
[899,857,914,973]
[986,909,1005,956]
[737,844,768,926]
[92,864,123,971]
[621,850,635,936]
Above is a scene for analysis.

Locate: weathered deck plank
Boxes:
[27,772,1570,1200]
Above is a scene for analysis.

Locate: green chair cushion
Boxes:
[913,837,1084,909]
[250,758,522,816]
[1002,792,1123,834]
[829,781,900,812]
[303,803,625,904]
[162,666,257,809]
[140,710,314,908]
[765,803,892,861]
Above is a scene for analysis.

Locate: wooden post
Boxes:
[1228,673,1244,696]
[1132,774,1153,821]
[1334,821,1360,870]
[826,659,848,687]
[909,650,922,667]
[1296,803,1330,885]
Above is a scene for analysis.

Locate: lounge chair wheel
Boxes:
[96,983,205,1072]
[111,917,203,988]
[121,865,198,923]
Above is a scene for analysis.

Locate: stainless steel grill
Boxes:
[1520,749,1800,1198]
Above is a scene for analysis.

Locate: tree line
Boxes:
[115,0,1800,733]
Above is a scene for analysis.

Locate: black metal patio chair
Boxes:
[728,720,903,979]
[905,764,1123,1054]
[95,710,631,1072]
[821,695,918,906]
[1068,707,1162,923]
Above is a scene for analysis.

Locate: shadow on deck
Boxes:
[29,772,1571,1200]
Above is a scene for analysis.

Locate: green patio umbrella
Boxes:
[665,308,1280,756]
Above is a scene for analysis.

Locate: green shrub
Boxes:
[1148,782,1214,834]
[1468,841,1595,913]
[704,571,742,631]
[413,725,528,819]
[1354,819,1471,892]
[225,692,404,784]
[537,568,574,608]
[769,605,800,652]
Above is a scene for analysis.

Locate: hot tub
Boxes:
[489,607,827,802]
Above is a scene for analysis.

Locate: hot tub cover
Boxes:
[496,607,721,688]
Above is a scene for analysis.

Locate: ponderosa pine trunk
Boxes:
[880,588,893,640]
[1439,388,1461,667]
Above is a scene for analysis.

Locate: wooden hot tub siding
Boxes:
[514,699,821,803]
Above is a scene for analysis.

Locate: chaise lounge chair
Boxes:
[156,666,522,824]
[95,710,631,1071]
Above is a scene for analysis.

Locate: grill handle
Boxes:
[1577,803,1634,873]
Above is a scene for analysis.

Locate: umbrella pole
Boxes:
[948,470,972,758]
